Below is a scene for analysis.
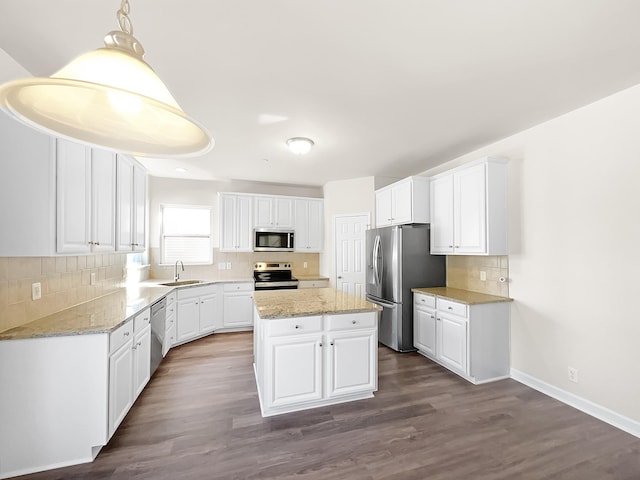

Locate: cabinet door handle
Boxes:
[319,342,323,347]
[294,325,301,329]
[330,342,334,346]
[430,315,435,319]
[352,320,357,325]
[454,245,459,248]
[124,331,130,337]
[132,344,137,350]
[448,245,453,248]
[448,306,453,310]
[137,341,142,346]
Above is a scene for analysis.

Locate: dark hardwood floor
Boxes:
[16,332,640,480]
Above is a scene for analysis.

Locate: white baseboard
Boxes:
[510,368,640,439]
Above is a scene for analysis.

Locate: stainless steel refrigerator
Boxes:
[366,224,445,352]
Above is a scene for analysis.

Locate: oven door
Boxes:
[254,229,295,252]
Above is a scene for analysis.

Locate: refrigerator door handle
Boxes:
[366,294,397,309]
[372,235,381,286]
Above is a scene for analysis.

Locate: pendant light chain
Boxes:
[117,0,134,35]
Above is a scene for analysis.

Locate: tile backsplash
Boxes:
[446,255,510,297]
[0,254,126,332]
[149,248,320,281]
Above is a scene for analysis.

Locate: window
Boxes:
[161,205,212,264]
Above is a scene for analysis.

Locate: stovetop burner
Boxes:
[253,262,299,290]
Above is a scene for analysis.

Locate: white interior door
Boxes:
[335,214,369,297]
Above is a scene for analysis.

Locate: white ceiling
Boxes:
[2,1,640,187]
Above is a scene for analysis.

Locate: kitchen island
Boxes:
[253,288,381,417]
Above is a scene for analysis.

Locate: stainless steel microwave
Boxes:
[254,228,295,252]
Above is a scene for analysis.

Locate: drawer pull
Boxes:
[294,325,301,329]
[352,320,357,324]
[124,331,130,337]
[430,315,435,319]
[448,306,453,310]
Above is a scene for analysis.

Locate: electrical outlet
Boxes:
[31,282,41,300]
[304,262,308,269]
[218,262,226,270]
[90,272,96,286]
[480,271,487,281]
[568,366,579,383]
[226,262,232,270]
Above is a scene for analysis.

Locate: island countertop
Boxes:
[253,287,381,319]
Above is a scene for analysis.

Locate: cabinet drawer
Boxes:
[165,311,176,332]
[326,312,376,331]
[110,320,134,354]
[298,279,330,289]
[223,282,254,292]
[414,293,436,308]
[166,291,176,305]
[177,284,217,300]
[436,298,467,318]
[267,315,323,337]
[134,308,150,333]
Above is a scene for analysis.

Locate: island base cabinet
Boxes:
[268,335,323,407]
[326,330,377,397]
[255,311,378,417]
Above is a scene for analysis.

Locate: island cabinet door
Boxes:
[266,334,323,408]
[326,329,377,398]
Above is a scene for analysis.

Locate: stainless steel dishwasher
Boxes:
[149,297,166,376]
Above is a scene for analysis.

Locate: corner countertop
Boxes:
[411,287,513,305]
[254,287,381,319]
[0,277,254,341]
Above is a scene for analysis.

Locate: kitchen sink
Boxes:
[160,280,206,287]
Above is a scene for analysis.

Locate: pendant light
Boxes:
[0,0,212,157]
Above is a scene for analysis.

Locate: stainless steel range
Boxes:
[253,262,299,290]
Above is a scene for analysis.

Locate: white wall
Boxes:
[321,177,375,283]
[421,84,640,423]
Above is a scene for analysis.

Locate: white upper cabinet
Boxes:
[91,149,117,252]
[0,113,128,256]
[56,140,92,254]
[375,176,429,227]
[57,143,117,254]
[254,196,294,228]
[116,155,147,252]
[219,193,253,252]
[294,198,323,252]
[430,157,507,256]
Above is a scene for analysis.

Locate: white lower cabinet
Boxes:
[413,293,510,384]
[255,311,377,416]
[176,284,223,345]
[222,282,254,329]
[163,291,177,356]
[108,307,151,438]
[269,333,324,407]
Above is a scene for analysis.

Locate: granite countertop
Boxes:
[0,276,255,341]
[411,287,513,305]
[295,275,330,281]
[0,285,172,341]
[254,287,381,319]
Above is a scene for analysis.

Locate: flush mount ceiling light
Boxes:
[286,137,314,155]
[0,0,212,158]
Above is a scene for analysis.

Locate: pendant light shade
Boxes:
[0,3,212,158]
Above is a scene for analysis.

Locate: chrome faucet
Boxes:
[174,260,184,282]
